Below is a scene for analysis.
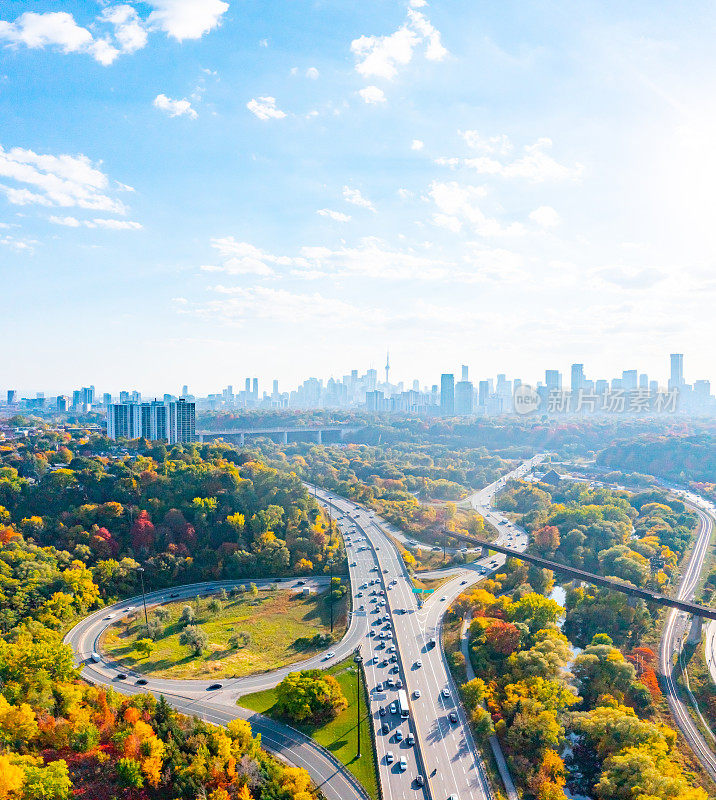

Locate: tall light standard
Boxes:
[353,647,363,758]
[328,506,334,634]
[137,566,149,634]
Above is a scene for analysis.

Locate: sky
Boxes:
[2,0,716,396]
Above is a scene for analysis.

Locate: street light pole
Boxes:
[138,567,149,634]
[328,507,334,634]
[353,648,363,758]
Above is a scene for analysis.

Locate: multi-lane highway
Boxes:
[659,501,716,782]
[314,455,543,800]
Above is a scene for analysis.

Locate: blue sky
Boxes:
[2,0,716,396]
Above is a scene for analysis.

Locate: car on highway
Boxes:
[428,638,436,648]
[382,723,390,733]
[379,706,386,716]
[413,689,421,698]
[323,651,335,660]
[399,756,407,771]
[406,733,415,745]
[89,652,100,663]
[104,614,115,620]
[386,751,394,763]
[415,775,424,786]
[136,678,148,686]
[389,702,397,714]
[442,688,450,698]
[395,729,403,741]
[415,659,422,668]
[449,711,458,723]
[115,673,127,680]
[207,683,222,690]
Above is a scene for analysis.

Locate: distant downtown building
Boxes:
[440,373,455,415]
[107,398,195,444]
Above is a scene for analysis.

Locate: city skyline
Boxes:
[4,351,712,415]
[3,1,716,391]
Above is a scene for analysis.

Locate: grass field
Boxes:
[239,657,378,800]
[101,587,347,679]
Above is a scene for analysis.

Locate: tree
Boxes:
[471,706,495,740]
[179,625,209,656]
[0,753,24,799]
[179,605,195,626]
[572,643,636,707]
[229,631,251,649]
[534,525,560,553]
[135,638,155,659]
[507,593,564,632]
[485,620,521,656]
[117,757,144,788]
[208,597,222,614]
[275,669,348,723]
[130,510,155,551]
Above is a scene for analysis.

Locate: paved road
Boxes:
[658,501,716,782]
[65,458,543,800]
[316,456,543,800]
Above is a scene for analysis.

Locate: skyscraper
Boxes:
[440,373,455,415]
[6,390,17,405]
[167,398,195,444]
[670,353,684,388]
[461,364,469,382]
[570,364,584,392]
[622,370,637,391]
[545,370,562,390]
[455,381,473,414]
[385,350,390,385]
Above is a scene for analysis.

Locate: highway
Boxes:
[315,455,543,800]
[658,501,716,782]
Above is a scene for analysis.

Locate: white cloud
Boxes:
[343,186,376,212]
[0,11,119,65]
[456,136,583,182]
[0,144,127,213]
[529,205,561,228]
[49,215,141,230]
[351,8,447,81]
[101,5,148,54]
[411,139,424,151]
[429,180,525,236]
[317,208,352,222]
[145,0,229,41]
[87,218,142,230]
[359,86,386,104]
[306,67,320,79]
[460,130,512,155]
[153,93,198,119]
[49,215,81,227]
[246,96,286,120]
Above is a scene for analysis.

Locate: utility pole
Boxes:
[354,648,363,758]
[329,506,334,634]
[138,566,149,634]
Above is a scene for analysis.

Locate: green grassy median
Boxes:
[238,657,378,800]
[101,587,346,680]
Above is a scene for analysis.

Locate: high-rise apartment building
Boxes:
[107,399,195,443]
[107,402,142,440]
[56,396,69,411]
[82,386,95,405]
[6,390,17,405]
[167,398,195,444]
[461,365,469,382]
[440,373,455,415]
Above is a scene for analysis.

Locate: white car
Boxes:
[442,688,450,698]
[399,756,407,771]
[386,751,394,763]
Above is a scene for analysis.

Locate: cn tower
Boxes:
[385,350,390,385]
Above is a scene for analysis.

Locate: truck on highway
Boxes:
[397,688,410,719]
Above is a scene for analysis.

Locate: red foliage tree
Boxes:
[130,510,155,550]
[485,619,521,655]
[534,525,560,553]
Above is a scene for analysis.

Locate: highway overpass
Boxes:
[463,536,716,621]
[198,425,363,445]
